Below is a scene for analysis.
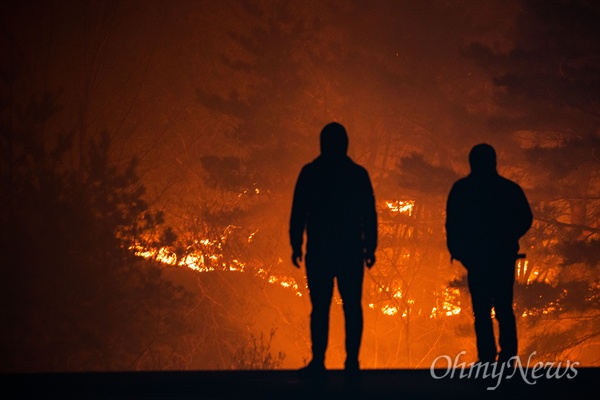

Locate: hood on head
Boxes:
[469,143,497,175]
[320,122,348,157]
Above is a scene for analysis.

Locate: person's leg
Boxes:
[336,260,364,370]
[468,271,497,363]
[305,262,335,366]
[493,261,517,363]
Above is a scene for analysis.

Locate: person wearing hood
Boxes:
[445,143,533,365]
[290,122,377,378]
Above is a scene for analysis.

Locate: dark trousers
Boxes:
[305,256,364,365]
[466,258,517,363]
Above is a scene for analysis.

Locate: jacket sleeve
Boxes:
[289,167,308,255]
[445,183,464,260]
[362,170,378,256]
[513,185,533,240]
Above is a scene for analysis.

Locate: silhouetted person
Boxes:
[445,144,532,364]
[290,122,377,378]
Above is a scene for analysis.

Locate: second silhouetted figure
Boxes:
[446,144,532,364]
[290,122,377,378]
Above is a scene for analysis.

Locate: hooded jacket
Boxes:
[289,154,377,263]
[445,148,532,265]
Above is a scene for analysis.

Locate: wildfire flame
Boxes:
[131,243,303,296]
[385,200,415,216]
[131,198,472,318]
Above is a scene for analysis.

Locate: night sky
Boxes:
[1,1,532,194]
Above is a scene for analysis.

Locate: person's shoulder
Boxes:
[298,158,326,181]
[497,175,524,191]
[346,157,369,174]
[300,158,319,172]
[348,161,374,184]
[447,176,474,199]
[451,176,470,189]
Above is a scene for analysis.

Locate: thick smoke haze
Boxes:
[1,0,598,371]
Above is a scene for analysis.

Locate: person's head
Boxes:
[320,122,348,157]
[469,143,497,174]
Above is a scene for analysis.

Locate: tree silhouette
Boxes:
[0,55,198,371]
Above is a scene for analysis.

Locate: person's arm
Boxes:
[362,171,377,268]
[445,183,461,263]
[290,167,308,268]
[514,185,533,239]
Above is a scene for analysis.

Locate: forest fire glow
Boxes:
[2,0,598,375]
[386,200,415,216]
[132,244,303,296]
[382,305,399,316]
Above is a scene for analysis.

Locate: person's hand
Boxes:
[292,252,303,268]
[365,253,376,269]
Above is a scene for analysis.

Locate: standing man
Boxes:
[290,122,377,378]
[445,144,532,364]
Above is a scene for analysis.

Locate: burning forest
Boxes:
[1,0,599,372]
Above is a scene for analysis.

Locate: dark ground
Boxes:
[2,367,597,399]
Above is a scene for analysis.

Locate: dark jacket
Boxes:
[290,155,377,263]
[445,171,532,265]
